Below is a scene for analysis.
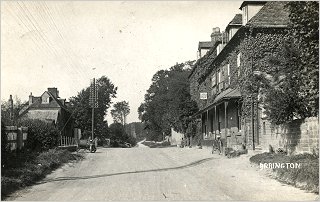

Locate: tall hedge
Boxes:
[17,119,59,152]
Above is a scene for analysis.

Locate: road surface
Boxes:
[7,147,318,201]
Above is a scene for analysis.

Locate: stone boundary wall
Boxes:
[260,117,319,155]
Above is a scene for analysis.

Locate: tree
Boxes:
[1,96,27,125]
[138,61,198,140]
[69,76,117,139]
[111,101,130,125]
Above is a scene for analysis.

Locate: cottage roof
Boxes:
[246,1,289,28]
[24,110,59,123]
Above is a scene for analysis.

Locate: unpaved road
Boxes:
[7,147,318,201]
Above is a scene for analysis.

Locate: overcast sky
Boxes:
[1,1,242,124]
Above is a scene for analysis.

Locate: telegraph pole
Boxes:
[89,78,98,140]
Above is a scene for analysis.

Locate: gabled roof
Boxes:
[198,41,214,49]
[246,1,289,28]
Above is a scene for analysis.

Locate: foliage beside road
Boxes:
[250,152,319,193]
[1,149,83,199]
[109,123,136,147]
[141,141,173,148]
[138,61,198,141]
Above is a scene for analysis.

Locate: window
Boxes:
[218,70,223,92]
[211,73,216,87]
[237,53,241,77]
[237,53,241,67]
[227,64,230,85]
[42,97,50,104]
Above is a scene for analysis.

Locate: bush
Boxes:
[109,123,137,147]
[17,119,59,152]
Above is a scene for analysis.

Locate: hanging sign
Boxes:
[200,92,207,100]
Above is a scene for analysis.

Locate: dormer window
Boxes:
[240,2,266,25]
[42,97,50,104]
[41,93,52,104]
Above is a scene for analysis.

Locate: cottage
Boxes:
[18,87,74,137]
[189,1,291,152]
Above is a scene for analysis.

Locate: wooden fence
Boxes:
[59,136,78,147]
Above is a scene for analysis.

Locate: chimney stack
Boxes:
[48,87,59,98]
[210,27,221,43]
[29,92,34,106]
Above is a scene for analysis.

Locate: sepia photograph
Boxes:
[1,1,319,201]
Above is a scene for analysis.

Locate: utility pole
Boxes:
[89,78,98,140]
[9,95,14,125]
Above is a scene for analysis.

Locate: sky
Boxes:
[1,1,242,124]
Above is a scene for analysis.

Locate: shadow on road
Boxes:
[36,157,215,184]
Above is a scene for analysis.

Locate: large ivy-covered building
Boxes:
[189,1,292,152]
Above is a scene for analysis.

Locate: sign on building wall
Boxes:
[200,92,207,100]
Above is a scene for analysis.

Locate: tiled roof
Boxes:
[228,14,242,25]
[246,1,290,28]
[198,41,214,49]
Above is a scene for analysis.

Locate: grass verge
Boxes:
[1,149,83,199]
[250,152,319,193]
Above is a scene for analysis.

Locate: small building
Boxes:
[18,87,74,137]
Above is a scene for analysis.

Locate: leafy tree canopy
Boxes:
[1,96,27,126]
[111,101,130,125]
[138,61,198,140]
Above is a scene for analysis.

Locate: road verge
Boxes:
[1,148,83,199]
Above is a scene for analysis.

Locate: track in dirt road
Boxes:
[6,147,318,201]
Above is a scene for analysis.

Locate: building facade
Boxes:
[189,1,294,152]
